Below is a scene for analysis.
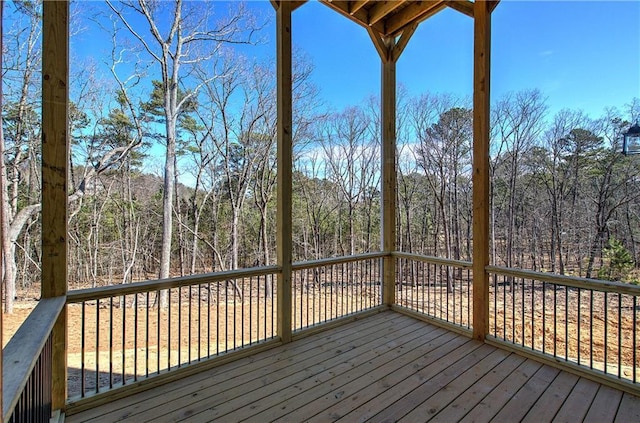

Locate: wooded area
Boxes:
[2,1,639,313]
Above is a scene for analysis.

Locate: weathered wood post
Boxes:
[42,0,70,410]
[367,26,417,308]
[275,0,295,343]
[472,0,498,341]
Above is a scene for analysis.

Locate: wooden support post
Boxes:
[381,52,397,306]
[275,0,293,343]
[369,26,416,308]
[42,0,69,410]
[472,0,492,341]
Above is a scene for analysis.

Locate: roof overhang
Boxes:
[318,0,481,38]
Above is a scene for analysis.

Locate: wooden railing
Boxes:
[487,265,640,393]
[63,254,388,401]
[392,252,473,335]
[6,252,639,413]
[3,296,65,423]
[291,253,385,332]
[66,266,280,399]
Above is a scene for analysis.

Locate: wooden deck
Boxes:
[65,311,640,423]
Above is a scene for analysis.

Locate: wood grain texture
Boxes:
[2,297,65,421]
[42,1,69,411]
[472,0,492,341]
[64,311,640,423]
[276,0,293,344]
[381,57,396,306]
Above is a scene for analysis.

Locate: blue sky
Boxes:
[245,0,639,119]
[69,0,639,120]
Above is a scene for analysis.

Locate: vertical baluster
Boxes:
[122,294,126,386]
[564,286,569,361]
[134,294,138,382]
[81,302,85,397]
[249,276,253,346]
[590,290,594,369]
[577,288,581,365]
[604,291,608,372]
[109,296,114,389]
[542,281,546,354]
[146,291,150,378]
[207,281,211,357]
[189,284,193,362]
[633,295,637,383]
[240,277,244,347]
[531,279,535,351]
[618,292,622,378]
[96,300,100,393]
[157,290,161,374]
[217,280,220,355]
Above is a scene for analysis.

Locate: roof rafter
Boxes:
[321,1,386,35]
[368,1,407,26]
[385,1,447,36]
[446,0,474,18]
[349,0,369,15]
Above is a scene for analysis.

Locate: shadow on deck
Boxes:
[65,311,640,422]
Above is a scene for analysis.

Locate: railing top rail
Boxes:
[3,296,65,422]
[291,252,388,271]
[392,251,473,269]
[487,265,640,296]
[67,265,282,303]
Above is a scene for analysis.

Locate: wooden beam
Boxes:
[349,0,369,15]
[391,21,418,62]
[319,1,385,35]
[472,0,492,341]
[386,1,446,36]
[381,42,397,306]
[367,27,389,63]
[271,1,307,12]
[368,0,405,26]
[42,0,69,411]
[489,0,500,13]
[446,0,474,18]
[276,0,293,344]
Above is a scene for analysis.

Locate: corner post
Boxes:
[472,0,493,341]
[381,51,397,307]
[42,0,69,410]
[275,0,293,343]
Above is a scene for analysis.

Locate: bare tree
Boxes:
[106,0,258,291]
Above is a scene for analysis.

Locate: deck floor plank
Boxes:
[64,311,640,423]
[427,353,526,423]
[520,370,580,423]
[458,359,543,423]
[71,311,396,422]
[239,327,453,422]
[88,312,401,423]
[583,385,623,423]
[300,331,462,423]
[181,317,435,422]
[334,340,484,422]
[140,314,419,422]
[489,364,560,422]
[396,348,510,422]
[615,393,640,422]
[553,377,601,423]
